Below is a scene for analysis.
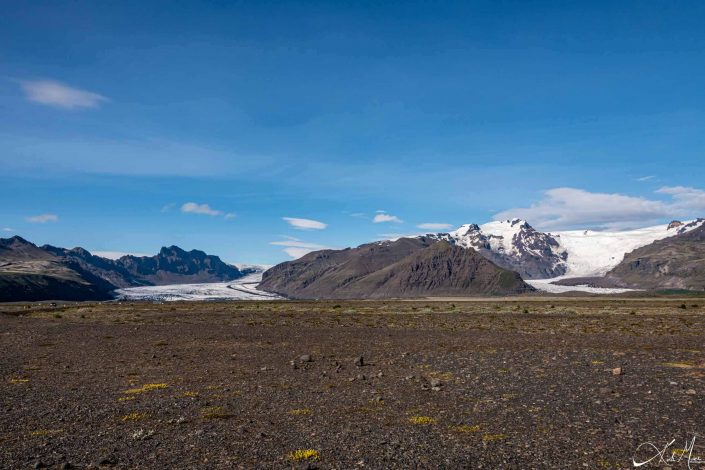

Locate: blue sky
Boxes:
[2,0,705,264]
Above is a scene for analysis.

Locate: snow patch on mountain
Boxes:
[551,218,705,277]
[448,218,567,279]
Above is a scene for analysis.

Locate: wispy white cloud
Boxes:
[377,232,423,240]
[283,217,327,230]
[417,222,452,230]
[161,203,176,213]
[180,202,234,219]
[270,240,328,249]
[494,186,705,230]
[342,211,367,219]
[282,247,314,258]
[637,175,655,182]
[2,227,14,232]
[26,213,58,223]
[656,186,705,210]
[181,202,222,216]
[373,211,403,223]
[19,79,109,109]
[270,238,331,259]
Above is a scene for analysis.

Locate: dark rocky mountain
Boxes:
[117,246,243,285]
[0,236,245,301]
[258,238,533,299]
[0,237,115,302]
[41,244,139,288]
[603,223,705,291]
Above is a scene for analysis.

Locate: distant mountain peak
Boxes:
[445,218,565,279]
[2,235,34,247]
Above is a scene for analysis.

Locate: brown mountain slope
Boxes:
[258,239,533,299]
[605,223,705,291]
[1,236,246,301]
[0,237,114,302]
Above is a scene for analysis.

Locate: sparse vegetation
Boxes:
[123,383,168,394]
[201,406,232,419]
[452,424,481,433]
[121,412,147,422]
[288,449,320,462]
[409,416,437,425]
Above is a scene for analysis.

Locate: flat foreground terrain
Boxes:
[2,299,705,469]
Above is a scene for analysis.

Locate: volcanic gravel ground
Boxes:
[1,299,705,469]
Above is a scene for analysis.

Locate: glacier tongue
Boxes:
[550,218,705,277]
[115,273,282,301]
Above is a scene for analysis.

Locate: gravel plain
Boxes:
[1,299,705,469]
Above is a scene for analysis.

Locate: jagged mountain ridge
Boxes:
[448,220,567,279]
[117,245,244,285]
[0,236,246,301]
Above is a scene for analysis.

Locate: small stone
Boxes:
[431,386,442,392]
[612,367,622,376]
[373,396,383,402]
[98,456,117,466]
[357,374,366,381]
[404,375,415,380]
[300,354,312,363]
[377,372,384,378]
[132,429,154,440]
[686,389,697,395]
[355,356,365,367]
[430,378,442,388]
[33,461,46,469]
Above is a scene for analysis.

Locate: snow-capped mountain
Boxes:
[549,218,704,278]
[434,217,705,280]
[448,220,567,279]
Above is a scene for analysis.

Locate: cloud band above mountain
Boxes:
[494,186,705,230]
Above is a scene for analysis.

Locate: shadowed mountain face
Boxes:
[258,238,533,299]
[0,236,244,301]
[0,237,116,302]
[605,224,705,291]
[117,246,243,285]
